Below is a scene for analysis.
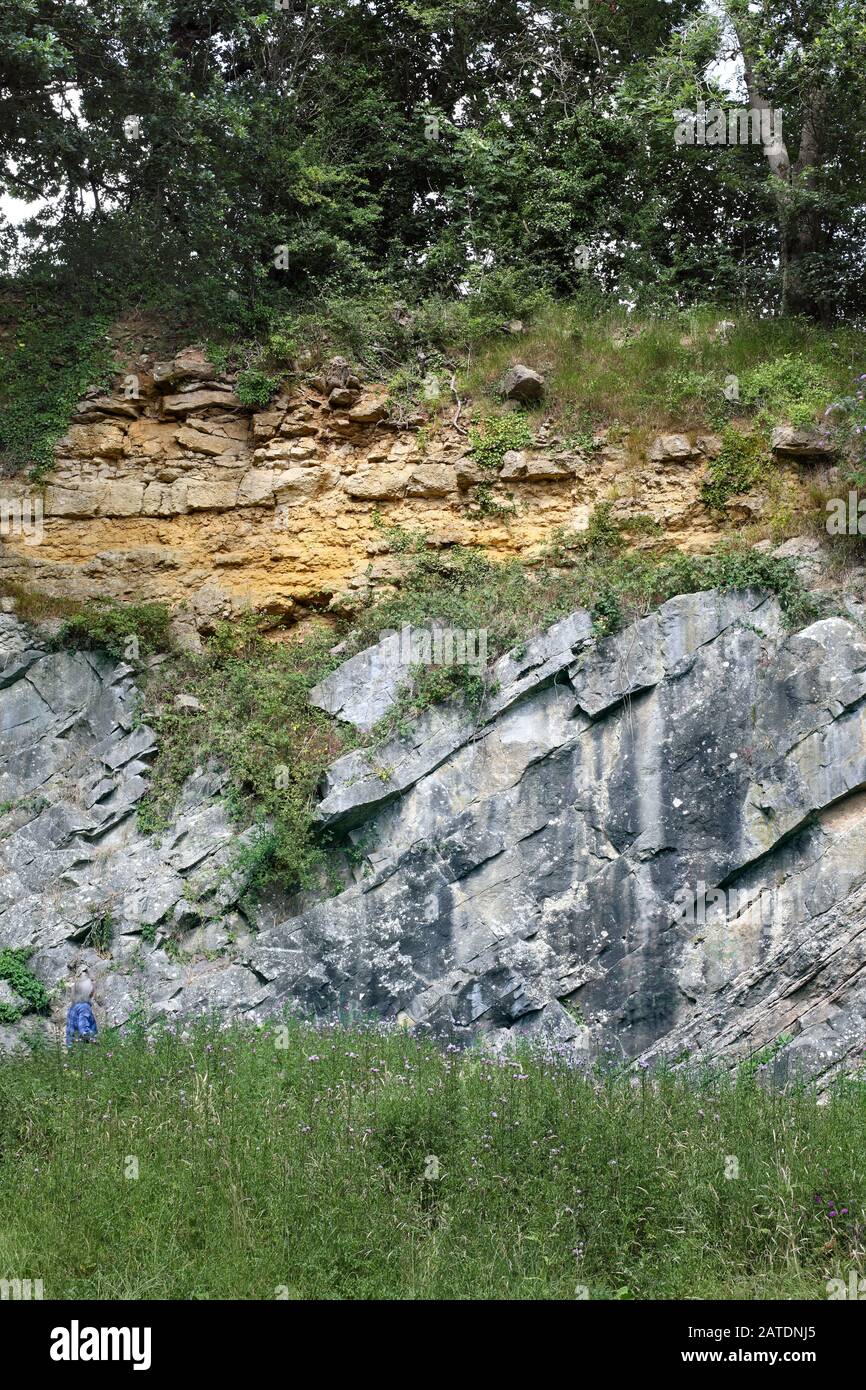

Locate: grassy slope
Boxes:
[0,1020,863,1300]
[458,304,861,433]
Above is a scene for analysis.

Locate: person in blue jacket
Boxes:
[66,974,98,1047]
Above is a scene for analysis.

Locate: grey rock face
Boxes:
[308,628,416,732]
[0,979,27,1012]
[0,615,266,1040]
[247,587,866,1084]
[4,585,866,1088]
[313,609,593,827]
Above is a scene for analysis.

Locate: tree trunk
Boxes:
[730,12,827,318]
[780,205,824,319]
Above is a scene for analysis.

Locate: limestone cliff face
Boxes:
[2,348,858,1079]
[0,350,815,630]
[4,584,866,1087]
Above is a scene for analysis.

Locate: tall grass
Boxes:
[1,1019,863,1300]
[459,304,862,434]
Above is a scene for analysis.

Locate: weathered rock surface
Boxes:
[0,340,814,626]
[501,365,545,402]
[4,585,866,1087]
[253,588,866,1084]
[648,434,703,463]
[0,616,269,1045]
[152,348,217,386]
[771,424,838,461]
[162,387,241,415]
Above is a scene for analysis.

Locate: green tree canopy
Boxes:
[0,0,864,324]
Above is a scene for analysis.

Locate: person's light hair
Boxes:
[72,976,93,1003]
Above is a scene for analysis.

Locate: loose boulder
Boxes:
[153,348,217,387]
[647,434,701,463]
[501,365,545,402]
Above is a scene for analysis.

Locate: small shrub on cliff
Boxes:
[0,948,50,1022]
[83,913,114,955]
[236,368,279,408]
[739,353,834,429]
[701,428,771,512]
[590,584,622,637]
[468,413,534,470]
[465,483,518,520]
[53,599,171,663]
[204,340,231,375]
[385,365,434,425]
[265,320,299,366]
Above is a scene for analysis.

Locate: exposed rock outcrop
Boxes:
[0,342,826,630]
[770,424,838,461]
[4,584,866,1087]
[0,615,268,1048]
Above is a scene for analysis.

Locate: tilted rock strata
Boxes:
[4,589,866,1087]
[0,616,270,1047]
[244,591,866,1084]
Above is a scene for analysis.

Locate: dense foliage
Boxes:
[52,599,172,662]
[2,1,864,330]
[0,948,51,1024]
